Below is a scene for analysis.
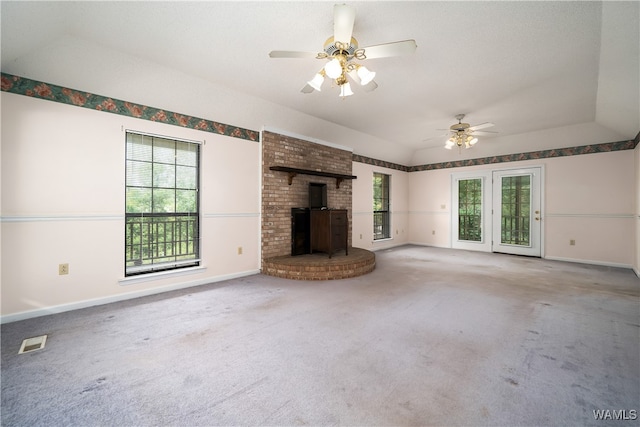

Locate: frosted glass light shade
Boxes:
[324,58,343,79]
[339,82,354,97]
[357,66,376,85]
[307,73,325,91]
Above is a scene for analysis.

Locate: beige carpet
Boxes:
[2,245,638,426]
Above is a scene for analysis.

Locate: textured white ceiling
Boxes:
[2,1,638,165]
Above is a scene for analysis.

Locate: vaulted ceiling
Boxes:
[2,1,638,165]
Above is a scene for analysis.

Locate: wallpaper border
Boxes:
[354,139,638,173]
[3,72,636,164]
[1,73,259,142]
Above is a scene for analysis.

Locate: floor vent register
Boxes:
[18,335,48,354]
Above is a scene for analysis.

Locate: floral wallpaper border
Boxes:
[354,139,638,172]
[407,140,638,172]
[1,73,259,142]
[3,72,636,166]
[352,154,407,171]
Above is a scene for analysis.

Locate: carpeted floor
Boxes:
[1,245,639,426]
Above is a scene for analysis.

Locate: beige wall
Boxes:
[351,162,410,251]
[545,151,634,266]
[407,168,452,248]
[407,150,636,267]
[1,92,261,321]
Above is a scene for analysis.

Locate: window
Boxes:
[125,132,200,276]
[373,172,390,240]
[458,178,482,241]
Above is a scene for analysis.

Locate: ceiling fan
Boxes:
[269,4,417,97]
[443,114,496,150]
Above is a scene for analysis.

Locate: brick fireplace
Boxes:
[261,130,354,266]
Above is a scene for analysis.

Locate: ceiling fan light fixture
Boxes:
[357,66,376,85]
[307,72,325,91]
[438,114,496,152]
[324,57,343,79]
[339,82,354,98]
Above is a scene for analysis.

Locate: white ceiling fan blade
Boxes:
[422,133,449,142]
[269,50,319,59]
[469,122,495,131]
[472,130,498,136]
[334,4,356,44]
[361,40,417,59]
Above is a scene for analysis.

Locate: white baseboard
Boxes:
[0,269,260,325]
[544,256,634,271]
[406,241,451,249]
[369,241,410,252]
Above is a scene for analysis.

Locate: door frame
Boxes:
[491,166,544,257]
[450,165,545,257]
[451,170,492,252]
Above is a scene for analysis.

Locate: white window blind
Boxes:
[125,132,200,276]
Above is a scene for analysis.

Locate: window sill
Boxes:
[119,265,207,286]
[373,237,393,243]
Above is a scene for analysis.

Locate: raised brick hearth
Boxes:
[263,247,375,280]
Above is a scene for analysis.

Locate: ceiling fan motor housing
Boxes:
[451,122,471,132]
[323,37,358,57]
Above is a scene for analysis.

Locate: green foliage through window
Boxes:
[458,179,482,241]
[125,132,200,275]
[373,173,390,240]
[500,175,531,246]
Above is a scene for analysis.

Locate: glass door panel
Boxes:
[500,175,531,246]
[458,178,483,242]
[451,172,491,252]
[492,168,541,257]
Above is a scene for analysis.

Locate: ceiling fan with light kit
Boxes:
[442,114,497,150]
[269,4,417,97]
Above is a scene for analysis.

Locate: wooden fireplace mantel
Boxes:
[269,166,357,188]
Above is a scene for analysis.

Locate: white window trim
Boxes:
[119,265,207,286]
[451,171,492,252]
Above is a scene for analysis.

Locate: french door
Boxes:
[492,168,542,256]
[452,167,542,257]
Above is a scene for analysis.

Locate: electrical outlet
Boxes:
[237,246,243,255]
[432,230,436,235]
[59,263,69,275]
[441,204,446,209]
[359,234,362,239]
[570,239,575,246]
